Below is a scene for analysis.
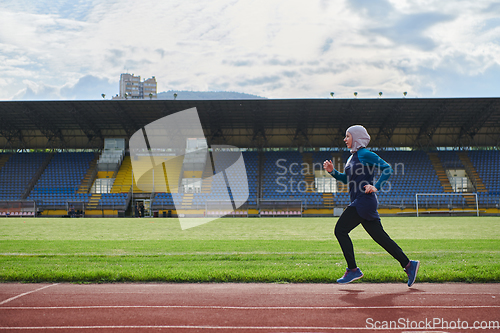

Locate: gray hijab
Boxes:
[347,125,370,153]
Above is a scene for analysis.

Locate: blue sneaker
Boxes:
[405,260,420,287]
[337,268,363,284]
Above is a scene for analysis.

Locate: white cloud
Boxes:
[60,75,116,100]
[12,80,61,100]
[12,75,115,100]
[0,0,499,100]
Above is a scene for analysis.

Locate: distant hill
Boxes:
[157,90,266,100]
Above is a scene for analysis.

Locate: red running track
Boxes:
[0,283,499,332]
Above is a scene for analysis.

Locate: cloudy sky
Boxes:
[1,0,500,100]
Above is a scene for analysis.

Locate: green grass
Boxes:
[0,217,499,283]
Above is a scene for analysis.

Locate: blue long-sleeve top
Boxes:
[329,148,393,220]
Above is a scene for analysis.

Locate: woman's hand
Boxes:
[364,184,378,194]
[323,160,334,173]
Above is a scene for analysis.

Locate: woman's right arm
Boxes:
[323,160,347,184]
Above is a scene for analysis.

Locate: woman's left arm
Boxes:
[358,149,393,191]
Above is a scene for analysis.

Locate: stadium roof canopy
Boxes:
[0,98,499,150]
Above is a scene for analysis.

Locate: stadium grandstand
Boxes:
[0,98,499,217]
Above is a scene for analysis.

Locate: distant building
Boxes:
[141,77,157,99]
[114,74,157,99]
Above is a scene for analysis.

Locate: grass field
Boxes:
[0,216,499,283]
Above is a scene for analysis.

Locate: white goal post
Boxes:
[415,193,479,217]
[66,201,85,217]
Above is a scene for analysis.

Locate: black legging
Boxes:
[334,206,410,270]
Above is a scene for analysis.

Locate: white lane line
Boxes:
[5,290,497,297]
[0,325,395,330]
[0,284,59,306]
[1,305,499,310]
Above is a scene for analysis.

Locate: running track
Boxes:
[0,283,499,332]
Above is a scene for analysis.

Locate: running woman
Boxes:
[323,125,419,286]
